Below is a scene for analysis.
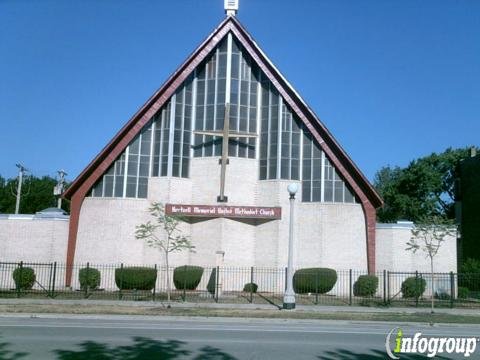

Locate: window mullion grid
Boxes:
[123,146,129,198]
[255,68,261,161]
[289,110,293,180]
[225,33,233,158]
[202,69,208,157]
[235,55,241,157]
[135,132,142,197]
[266,84,271,179]
[321,150,325,202]
[276,96,282,180]
[299,121,304,185]
[112,161,117,198]
[159,109,165,175]
[101,173,106,197]
[246,59,252,158]
[167,94,176,177]
[310,137,315,202]
[213,49,219,154]
[149,121,155,177]
[179,86,186,177]
[190,70,197,160]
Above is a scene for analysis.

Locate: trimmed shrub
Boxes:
[173,265,204,290]
[293,268,337,294]
[12,266,36,290]
[401,276,426,299]
[353,275,378,297]
[243,283,258,293]
[207,268,217,295]
[115,266,157,290]
[460,258,480,291]
[435,291,451,300]
[458,286,469,299]
[79,267,101,290]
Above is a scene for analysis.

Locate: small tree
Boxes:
[135,202,194,302]
[406,216,456,313]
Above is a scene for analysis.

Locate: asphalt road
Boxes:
[0,315,479,359]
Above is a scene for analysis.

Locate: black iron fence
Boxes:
[0,261,479,308]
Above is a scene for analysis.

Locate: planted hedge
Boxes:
[401,276,426,299]
[293,268,337,294]
[12,267,36,290]
[353,275,378,297]
[79,267,101,290]
[173,265,204,290]
[458,286,469,299]
[115,266,157,290]
[243,283,258,293]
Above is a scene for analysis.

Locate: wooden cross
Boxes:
[194,103,257,202]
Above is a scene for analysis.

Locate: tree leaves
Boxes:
[374,147,478,223]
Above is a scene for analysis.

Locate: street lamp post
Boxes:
[283,183,298,310]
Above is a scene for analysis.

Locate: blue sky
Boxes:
[1,0,478,183]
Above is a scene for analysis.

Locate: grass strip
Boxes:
[1,303,480,324]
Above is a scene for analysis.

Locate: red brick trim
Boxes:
[65,193,83,286]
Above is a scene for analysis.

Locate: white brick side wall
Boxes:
[0,218,68,262]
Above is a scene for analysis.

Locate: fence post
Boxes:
[215,266,220,303]
[383,270,387,305]
[415,271,419,307]
[51,262,57,298]
[387,271,390,304]
[152,264,157,302]
[349,269,353,306]
[183,265,187,302]
[250,266,254,304]
[315,270,319,305]
[450,271,455,309]
[84,262,90,299]
[17,261,23,298]
[119,263,123,300]
[48,263,53,297]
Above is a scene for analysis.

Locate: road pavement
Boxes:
[0,314,479,359]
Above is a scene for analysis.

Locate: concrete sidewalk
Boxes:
[0,298,477,316]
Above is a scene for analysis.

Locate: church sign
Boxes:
[165,203,282,220]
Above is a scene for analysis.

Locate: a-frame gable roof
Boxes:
[64,16,382,208]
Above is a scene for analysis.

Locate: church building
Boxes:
[62,4,384,286]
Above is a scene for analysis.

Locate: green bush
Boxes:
[458,286,469,299]
[243,283,258,293]
[206,268,217,295]
[115,266,157,290]
[173,265,204,290]
[353,275,378,297]
[79,267,101,290]
[293,268,337,294]
[401,276,426,299]
[460,258,480,291]
[434,291,451,300]
[12,266,36,290]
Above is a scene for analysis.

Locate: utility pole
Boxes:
[54,169,67,209]
[14,164,28,214]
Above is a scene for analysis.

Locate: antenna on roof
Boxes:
[224,0,238,16]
